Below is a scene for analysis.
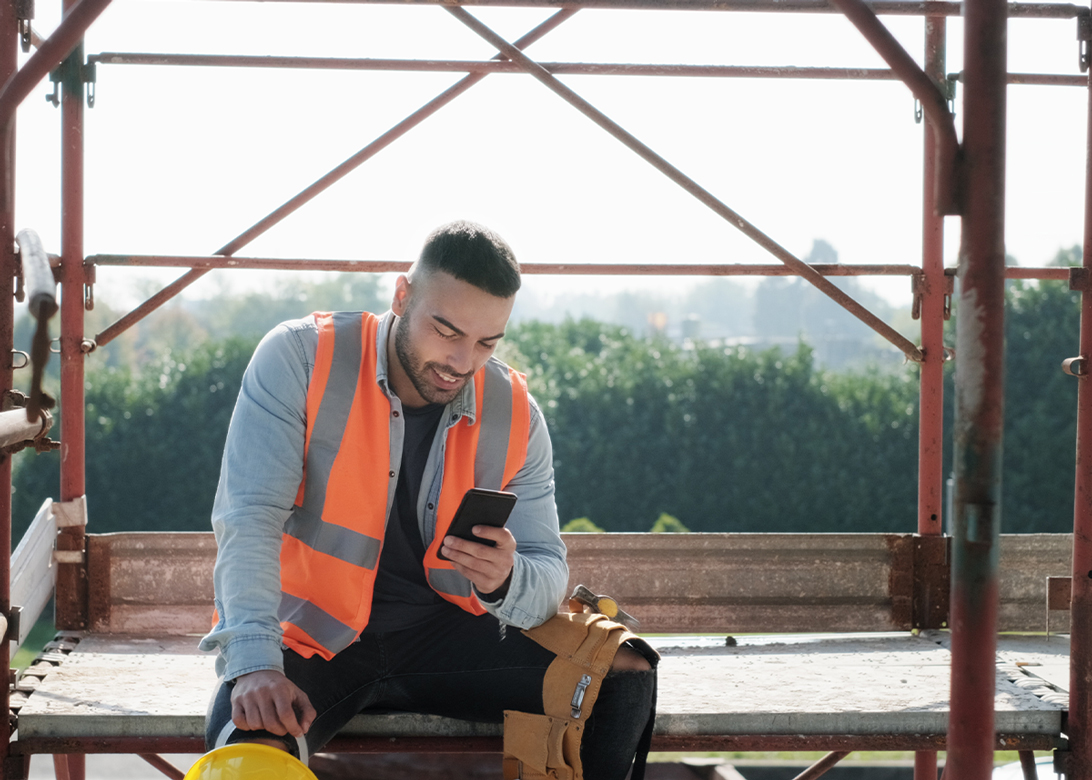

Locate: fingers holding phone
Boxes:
[443,523,516,594]
[439,488,518,594]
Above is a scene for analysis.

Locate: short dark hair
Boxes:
[412,221,521,298]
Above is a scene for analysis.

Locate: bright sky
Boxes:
[11,0,1090,315]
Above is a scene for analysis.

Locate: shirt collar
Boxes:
[374,310,478,426]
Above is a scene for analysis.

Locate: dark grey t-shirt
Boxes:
[363,402,448,633]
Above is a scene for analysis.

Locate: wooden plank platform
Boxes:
[15,633,1068,749]
[14,532,1075,756]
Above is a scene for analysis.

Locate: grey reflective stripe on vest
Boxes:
[427,360,519,601]
[474,360,514,490]
[279,592,359,654]
[280,312,383,646]
[428,567,475,599]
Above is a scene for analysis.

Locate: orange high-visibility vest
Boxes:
[278,311,531,660]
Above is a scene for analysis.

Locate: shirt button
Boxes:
[389,470,395,478]
[393,411,400,418]
[428,503,434,510]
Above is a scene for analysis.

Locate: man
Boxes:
[200,221,657,780]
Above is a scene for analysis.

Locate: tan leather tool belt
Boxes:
[501,611,656,780]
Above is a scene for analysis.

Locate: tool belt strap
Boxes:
[502,612,640,780]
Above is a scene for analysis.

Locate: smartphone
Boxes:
[437,488,518,561]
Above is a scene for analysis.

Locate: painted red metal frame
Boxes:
[92,257,923,274]
[914,12,946,780]
[794,752,850,780]
[56,0,88,629]
[946,0,1009,776]
[0,1,15,777]
[1067,42,1092,780]
[81,53,1092,89]
[0,0,1085,778]
[90,54,912,78]
[85,54,1092,91]
[824,0,961,216]
[143,0,1089,14]
[87,255,1077,280]
[8,731,1064,756]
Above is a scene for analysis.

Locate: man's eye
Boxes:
[435,328,456,339]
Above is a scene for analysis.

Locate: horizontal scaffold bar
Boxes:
[88,55,1091,86]
[89,255,921,275]
[86,255,1076,280]
[179,0,1087,18]
[9,732,1064,756]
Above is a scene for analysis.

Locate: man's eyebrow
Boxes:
[433,315,505,342]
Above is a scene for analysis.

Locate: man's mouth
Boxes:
[432,366,464,386]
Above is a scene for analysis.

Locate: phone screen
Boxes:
[437,488,518,562]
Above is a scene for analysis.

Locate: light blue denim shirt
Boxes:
[199,311,568,681]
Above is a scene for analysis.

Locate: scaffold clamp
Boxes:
[46,44,96,109]
[1069,266,1091,293]
[15,0,33,54]
[3,606,21,645]
[1079,14,1091,72]
[1063,356,1087,377]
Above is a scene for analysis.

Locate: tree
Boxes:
[504,317,921,533]
[942,245,1083,533]
[1001,269,1081,531]
[561,517,605,533]
[650,513,689,533]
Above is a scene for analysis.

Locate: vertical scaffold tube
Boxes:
[1066,44,1092,780]
[56,2,87,635]
[919,14,947,540]
[916,14,945,780]
[947,0,1007,775]
[0,1,17,778]
[55,7,89,780]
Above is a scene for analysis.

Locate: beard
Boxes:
[393,317,472,406]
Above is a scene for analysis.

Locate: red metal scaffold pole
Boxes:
[0,1,17,778]
[1067,29,1092,780]
[916,9,947,780]
[52,2,90,777]
[947,0,1007,775]
[54,0,88,636]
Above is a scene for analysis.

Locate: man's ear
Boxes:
[392,275,411,316]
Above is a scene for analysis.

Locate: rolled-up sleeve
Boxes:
[479,398,568,628]
[198,320,315,680]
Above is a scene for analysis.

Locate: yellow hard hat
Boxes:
[184,743,319,780]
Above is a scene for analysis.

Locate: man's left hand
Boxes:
[442,525,515,595]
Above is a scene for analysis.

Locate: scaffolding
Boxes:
[0,0,1089,778]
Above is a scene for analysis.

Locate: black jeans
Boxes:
[206,608,656,780]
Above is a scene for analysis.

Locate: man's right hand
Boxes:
[230,670,316,737]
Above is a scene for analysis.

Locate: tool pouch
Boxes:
[501,611,657,780]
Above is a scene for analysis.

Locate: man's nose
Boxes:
[446,342,475,375]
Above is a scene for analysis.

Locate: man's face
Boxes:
[389,271,515,408]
